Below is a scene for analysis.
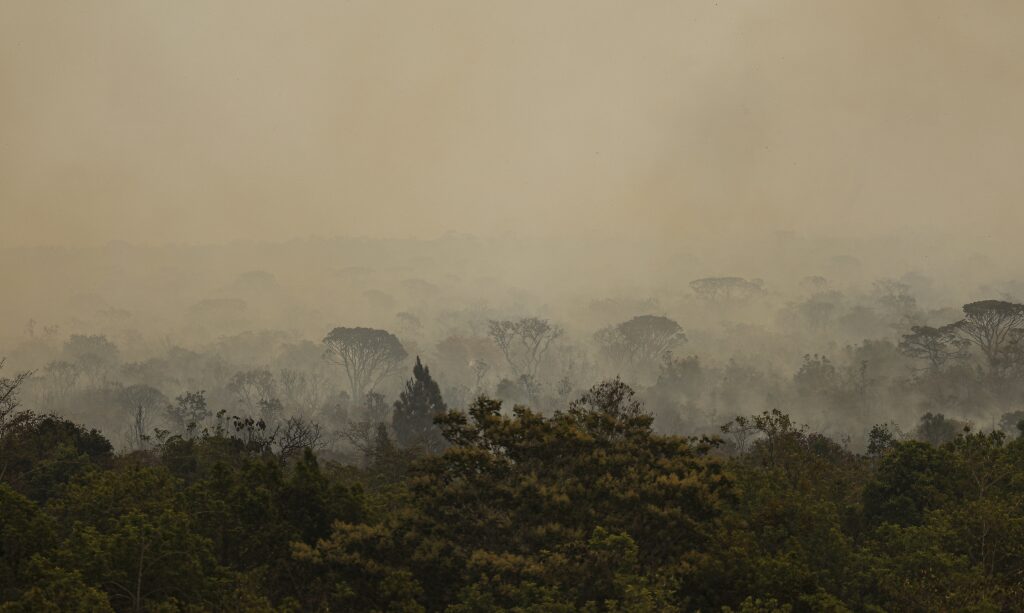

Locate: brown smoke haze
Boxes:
[4,1,1024,444]
[3,1,1023,248]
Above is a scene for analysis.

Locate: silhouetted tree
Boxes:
[119,384,166,450]
[873,279,922,328]
[0,359,30,432]
[165,390,210,436]
[227,369,276,414]
[594,315,686,373]
[899,324,969,372]
[278,368,330,414]
[955,300,1024,370]
[62,335,119,386]
[915,412,968,446]
[392,357,447,453]
[322,327,407,403]
[487,317,562,378]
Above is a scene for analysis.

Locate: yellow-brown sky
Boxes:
[2,1,1023,247]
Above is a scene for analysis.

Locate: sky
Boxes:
[2,1,1024,248]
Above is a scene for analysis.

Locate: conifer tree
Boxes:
[391,357,447,453]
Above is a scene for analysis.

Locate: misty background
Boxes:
[3,1,1024,450]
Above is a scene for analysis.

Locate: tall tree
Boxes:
[391,357,447,453]
[62,335,120,387]
[899,325,969,372]
[119,385,166,451]
[227,369,277,414]
[322,327,407,403]
[874,279,922,328]
[955,300,1024,370]
[487,317,562,379]
[0,359,31,437]
[594,315,686,373]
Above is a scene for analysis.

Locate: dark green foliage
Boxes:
[7,376,1024,610]
[0,413,112,502]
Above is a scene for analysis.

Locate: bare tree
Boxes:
[874,279,922,329]
[120,384,167,450]
[279,368,330,415]
[0,359,32,437]
[41,360,80,408]
[322,327,407,404]
[340,419,380,457]
[275,416,325,464]
[955,300,1024,370]
[63,334,120,387]
[487,317,563,379]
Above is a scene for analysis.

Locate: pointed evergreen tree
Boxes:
[391,357,447,453]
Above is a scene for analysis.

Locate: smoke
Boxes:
[3,1,1023,249]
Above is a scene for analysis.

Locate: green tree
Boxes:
[299,380,729,610]
[0,484,56,600]
[50,466,221,611]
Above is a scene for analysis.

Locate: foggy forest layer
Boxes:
[5,234,1024,610]
[7,1,1024,611]
[2,232,1022,447]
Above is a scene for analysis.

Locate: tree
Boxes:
[434,335,498,391]
[62,335,119,387]
[955,300,1024,371]
[0,414,113,503]
[863,440,956,527]
[119,385,166,451]
[392,357,447,453]
[487,317,563,379]
[0,484,56,600]
[226,369,276,415]
[0,557,114,612]
[899,325,969,372]
[274,417,325,465]
[41,361,79,409]
[793,354,838,400]
[165,391,210,436]
[0,359,31,437]
[594,315,686,373]
[914,412,967,447]
[299,380,728,610]
[278,368,330,415]
[873,279,922,328]
[52,466,219,611]
[322,327,407,403]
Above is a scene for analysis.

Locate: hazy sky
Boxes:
[3,1,1023,248]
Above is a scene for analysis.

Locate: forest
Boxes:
[7,1,1024,609]
[4,238,1024,611]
